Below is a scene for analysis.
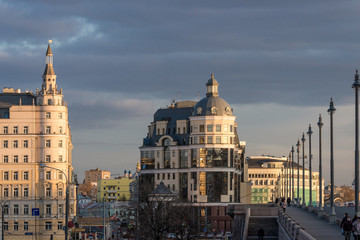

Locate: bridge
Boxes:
[231,204,346,240]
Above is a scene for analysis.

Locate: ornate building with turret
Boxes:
[139,74,251,232]
[0,43,75,239]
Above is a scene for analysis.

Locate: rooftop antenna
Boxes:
[177,92,181,102]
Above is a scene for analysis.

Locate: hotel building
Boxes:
[0,43,75,239]
[139,75,251,232]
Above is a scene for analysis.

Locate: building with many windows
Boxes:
[139,74,251,233]
[248,156,323,205]
[0,43,76,239]
[97,178,134,202]
[85,168,111,187]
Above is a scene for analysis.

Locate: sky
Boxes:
[1,0,360,185]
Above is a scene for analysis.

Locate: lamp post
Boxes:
[327,98,336,224]
[317,114,324,216]
[288,152,291,201]
[307,124,313,210]
[285,158,288,201]
[40,164,69,239]
[353,69,360,217]
[291,146,295,204]
[301,133,306,208]
[296,139,300,206]
[1,200,10,240]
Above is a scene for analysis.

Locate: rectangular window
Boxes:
[58,172,63,180]
[14,188,19,197]
[59,155,63,162]
[13,171,18,180]
[46,126,51,134]
[223,136,228,144]
[46,204,51,214]
[3,222,8,231]
[58,188,63,197]
[58,113,63,119]
[24,126,28,134]
[45,155,51,162]
[13,155,18,163]
[3,126,8,134]
[46,171,51,180]
[13,126,18,134]
[58,140,63,148]
[24,155,28,163]
[3,205,9,215]
[46,112,51,119]
[224,125,228,132]
[207,136,213,144]
[24,188,29,197]
[24,171,29,180]
[13,205,19,215]
[46,140,51,147]
[216,124,221,132]
[199,137,205,144]
[46,187,51,197]
[4,172,9,180]
[193,136,197,144]
[13,140,18,148]
[173,173,175,179]
[59,126,63,133]
[207,124,213,132]
[58,222,63,230]
[23,140,28,148]
[14,222,18,231]
[199,125,205,132]
[230,125,233,132]
[24,205,29,215]
[216,136,221,144]
[3,155,8,163]
[58,204,63,214]
[193,125,198,132]
[3,140,8,148]
[3,188,8,197]
[45,222,52,230]
[24,222,29,231]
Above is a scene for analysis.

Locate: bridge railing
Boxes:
[277,208,316,240]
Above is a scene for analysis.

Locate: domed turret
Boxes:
[193,74,233,116]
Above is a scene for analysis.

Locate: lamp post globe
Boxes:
[327,98,336,224]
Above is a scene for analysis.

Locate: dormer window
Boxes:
[197,107,202,115]
[225,107,231,115]
[211,107,217,114]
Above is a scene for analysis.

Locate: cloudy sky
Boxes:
[1,0,360,185]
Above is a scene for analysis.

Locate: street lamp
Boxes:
[291,146,295,203]
[327,98,336,224]
[353,69,360,216]
[307,124,313,210]
[296,139,300,206]
[301,133,306,208]
[288,152,291,201]
[1,200,10,240]
[317,114,324,216]
[40,163,70,240]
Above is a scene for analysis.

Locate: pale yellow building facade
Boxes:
[0,43,76,239]
[97,178,134,202]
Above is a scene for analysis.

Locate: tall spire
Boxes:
[41,40,57,94]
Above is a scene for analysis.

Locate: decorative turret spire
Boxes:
[41,40,57,94]
[206,73,219,97]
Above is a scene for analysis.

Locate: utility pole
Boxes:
[328,98,336,224]
[307,124,313,210]
[296,139,300,206]
[353,69,360,216]
[301,133,306,208]
[317,114,324,216]
[291,146,295,203]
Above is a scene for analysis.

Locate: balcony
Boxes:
[106,190,117,194]
[107,196,117,200]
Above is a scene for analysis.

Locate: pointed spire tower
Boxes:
[38,40,63,105]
